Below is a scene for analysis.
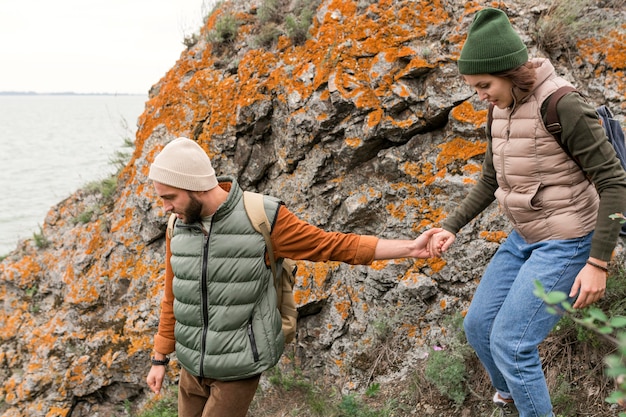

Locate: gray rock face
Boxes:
[0,0,624,415]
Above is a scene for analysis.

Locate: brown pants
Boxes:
[178,368,261,417]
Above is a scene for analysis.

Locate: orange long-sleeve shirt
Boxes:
[153,203,378,355]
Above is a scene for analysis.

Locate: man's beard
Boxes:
[183,193,204,224]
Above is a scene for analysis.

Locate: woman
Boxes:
[429,8,626,417]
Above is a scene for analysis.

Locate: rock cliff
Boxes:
[0,0,624,415]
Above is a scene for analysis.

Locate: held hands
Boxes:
[374,228,446,259]
[408,227,445,258]
[427,229,456,258]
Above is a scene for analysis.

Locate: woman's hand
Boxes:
[569,260,607,309]
[428,230,456,257]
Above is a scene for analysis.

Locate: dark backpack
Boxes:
[487,87,626,235]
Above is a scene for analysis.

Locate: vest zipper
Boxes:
[199,231,210,378]
[247,318,260,362]
[500,110,514,226]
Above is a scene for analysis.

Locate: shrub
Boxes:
[207,13,239,45]
[284,8,314,45]
[534,264,626,416]
[424,348,468,406]
[535,0,617,55]
[33,225,50,249]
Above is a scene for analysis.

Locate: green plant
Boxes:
[135,386,178,417]
[207,13,239,45]
[33,225,50,249]
[109,136,135,171]
[254,22,283,49]
[551,374,576,415]
[25,286,38,298]
[364,382,380,397]
[26,285,40,313]
[284,8,314,45]
[258,0,284,24]
[423,312,472,407]
[534,280,626,415]
[75,207,97,225]
[424,348,468,406]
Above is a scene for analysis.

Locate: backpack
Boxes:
[165,193,299,344]
[487,87,626,236]
[242,191,298,344]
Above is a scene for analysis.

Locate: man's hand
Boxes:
[147,365,166,394]
[408,227,444,258]
[570,260,607,309]
[373,228,443,260]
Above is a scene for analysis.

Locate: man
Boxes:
[146,137,440,417]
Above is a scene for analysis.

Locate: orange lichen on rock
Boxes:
[479,230,508,243]
[0,303,30,340]
[345,137,362,148]
[293,261,340,305]
[1,255,43,287]
[463,163,482,175]
[577,27,626,70]
[370,259,391,271]
[386,201,407,221]
[334,298,352,320]
[450,100,487,127]
[46,407,70,417]
[577,27,626,98]
[436,137,487,169]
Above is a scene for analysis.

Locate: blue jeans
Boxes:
[463,230,592,417]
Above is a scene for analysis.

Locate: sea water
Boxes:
[0,94,147,255]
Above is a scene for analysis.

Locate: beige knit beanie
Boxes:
[148,137,218,191]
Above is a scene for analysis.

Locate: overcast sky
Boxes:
[0,0,211,95]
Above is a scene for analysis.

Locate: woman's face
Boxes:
[463,74,514,109]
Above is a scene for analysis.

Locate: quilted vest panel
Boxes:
[490,62,598,242]
[170,179,284,380]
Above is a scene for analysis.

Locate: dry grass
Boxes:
[535,0,623,57]
[248,256,626,417]
[247,344,621,416]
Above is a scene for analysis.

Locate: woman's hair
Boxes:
[493,61,538,93]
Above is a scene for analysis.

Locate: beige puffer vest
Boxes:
[490,59,599,243]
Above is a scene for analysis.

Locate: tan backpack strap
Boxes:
[242,191,279,283]
[166,213,177,240]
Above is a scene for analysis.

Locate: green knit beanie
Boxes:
[458,8,528,75]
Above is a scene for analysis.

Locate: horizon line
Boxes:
[0,91,148,96]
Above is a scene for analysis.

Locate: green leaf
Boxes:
[589,308,609,323]
[609,316,626,329]
[546,306,558,315]
[580,316,597,325]
[533,281,547,298]
[606,390,625,404]
[545,291,568,305]
[598,326,614,334]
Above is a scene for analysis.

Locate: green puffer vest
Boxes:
[169,177,284,380]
